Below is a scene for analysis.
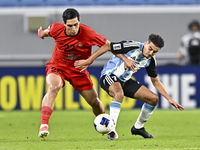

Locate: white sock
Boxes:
[110,101,121,131]
[134,103,155,129]
[40,124,48,129]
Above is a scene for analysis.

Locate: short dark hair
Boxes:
[62,8,80,24]
[148,34,164,48]
[188,20,200,31]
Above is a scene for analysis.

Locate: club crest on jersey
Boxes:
[78,43,84,48]
[139,59,148,67]
[113,44,121,50]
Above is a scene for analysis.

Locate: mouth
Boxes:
[145,55,151,58]
[71,31,76,35]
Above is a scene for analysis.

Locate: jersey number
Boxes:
[51,67,61,73]
[64,44,75,52]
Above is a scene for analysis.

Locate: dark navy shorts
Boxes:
[100,74,142,98]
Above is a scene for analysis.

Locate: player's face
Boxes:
[191,25,199,31]
[143,41,160,58]
[64,17,80,36]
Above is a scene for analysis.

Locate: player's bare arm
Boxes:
[38,26,49,39]
[75,40,138,72]
[74,40,111,72]
[150,76,184,111]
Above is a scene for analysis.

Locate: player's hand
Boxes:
[74,60,89,72]
[124,59,139,72]
[168,99,184,111]
[38,26,45,39]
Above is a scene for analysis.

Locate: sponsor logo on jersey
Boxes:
[62,54,79,61]
[113,44,121,50]
[139,59,148,67]
[78,43,84,48]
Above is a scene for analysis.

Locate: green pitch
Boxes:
[0,109,200,150]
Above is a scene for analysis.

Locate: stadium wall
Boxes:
[1,6,200,66]
[0,66,199,110]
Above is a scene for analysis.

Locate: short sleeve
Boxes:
[47,22,63,38]
[110,41,140,54]
[48,23,55,37]
[92,31,106,47]
[146,57,157,78]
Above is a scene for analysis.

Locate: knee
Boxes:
[147,94,159,106]
[114,91,124,103]
[48,83,62,96]
[150,94,159,106]
[88,97,102,108]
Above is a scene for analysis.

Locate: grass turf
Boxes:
[0,109,200,150]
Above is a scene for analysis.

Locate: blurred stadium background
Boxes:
[0,0,200,111]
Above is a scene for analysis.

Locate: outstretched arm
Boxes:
[150,76,184,111]
[74,40,111,72]
[86,40,111,64]
[75,40,139,72]
[38,26,49,39]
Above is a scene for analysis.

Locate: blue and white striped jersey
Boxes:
[100,41,157,82]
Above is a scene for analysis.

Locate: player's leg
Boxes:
[134,85,158,106]
[133,85,158,129]
[100,74,124,140]
[131,85,158,138]
[42,73,63,109]
[122,79,158,138]
[107,82,123,130]
[107,82,123,140]
[39,73,63,138]
[78,86,105,116]
[72,68,105,116]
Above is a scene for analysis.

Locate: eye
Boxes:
[67,25,73,27]
[149,46,153,51]
[67,23,78,28]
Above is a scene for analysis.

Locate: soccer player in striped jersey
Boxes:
[75,34,184,140]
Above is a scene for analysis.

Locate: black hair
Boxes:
[148,34,164,48]
[188,20,200,31]
[62,8,80,24]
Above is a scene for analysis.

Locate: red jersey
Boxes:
[48,22,106,67]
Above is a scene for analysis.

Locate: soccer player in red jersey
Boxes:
[38,8,137,139]
[37,8,109,138]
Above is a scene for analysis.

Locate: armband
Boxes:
[110,41,140,54]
